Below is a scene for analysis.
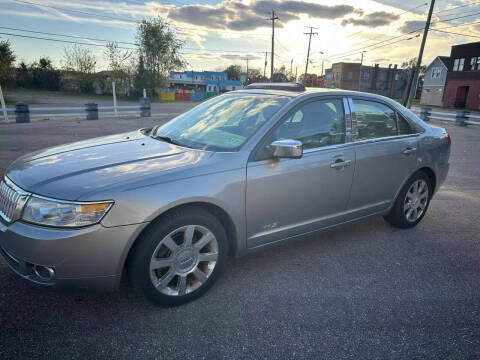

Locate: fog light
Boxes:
[33,265,55,281]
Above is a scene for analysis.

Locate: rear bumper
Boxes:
[0,220,147,291]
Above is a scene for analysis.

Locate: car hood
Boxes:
[6,130,212,200]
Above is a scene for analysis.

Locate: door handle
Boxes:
[402,147,417,155]
[330,159,352,169]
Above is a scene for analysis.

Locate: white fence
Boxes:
[411,107,480,126]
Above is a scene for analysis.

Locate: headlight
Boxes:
[22,196,113,228]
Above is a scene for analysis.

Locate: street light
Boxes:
[358,51,366,91]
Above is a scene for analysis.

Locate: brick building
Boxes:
[443,41,480,110]
[323,62,410,99]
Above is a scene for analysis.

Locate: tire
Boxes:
[128,208,228,307]
[384,171,432,229]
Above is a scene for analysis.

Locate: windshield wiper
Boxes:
[152,134,184,146]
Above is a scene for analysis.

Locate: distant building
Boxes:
[168,71,243,93]
[240,72,247,84]
[323,62,410,99]
[443,41,480,109]
[420,56,449,107]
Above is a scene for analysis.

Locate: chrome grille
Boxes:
[0,178,30,223]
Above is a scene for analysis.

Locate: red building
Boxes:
[443,41,480,110]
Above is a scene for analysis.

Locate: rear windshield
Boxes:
[154,93,290,151]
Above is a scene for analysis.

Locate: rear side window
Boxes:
[353,99,397,140]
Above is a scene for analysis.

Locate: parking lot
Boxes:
[0,109,479,359]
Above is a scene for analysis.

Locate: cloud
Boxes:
[341,11,400,28]
[167,0,361,31]
[398,20,425,34]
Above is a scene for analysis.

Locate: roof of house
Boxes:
[438,56,449,68]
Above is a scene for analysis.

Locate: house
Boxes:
[323,62,410,99]
[420,56,449,107]
[168,71,243,93]
[443,41,480,109]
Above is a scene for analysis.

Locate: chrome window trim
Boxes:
[353,133,421,145]
[303,142,355,154]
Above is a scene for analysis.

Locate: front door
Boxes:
[246,97,355,249]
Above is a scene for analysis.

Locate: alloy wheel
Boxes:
[404,179,429,222]
[149,225,218,296]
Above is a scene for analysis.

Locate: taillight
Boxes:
[444,133,451,146]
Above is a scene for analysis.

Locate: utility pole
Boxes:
[242,57,250,84]
[290,59,293,77]
[263,51,268,80]
[358,51,365,91]
[304,26,318,85]
[268,10,279,82]
[295,66,298,82]
[405,0,435,108]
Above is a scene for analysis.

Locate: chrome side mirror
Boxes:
[270,139,303,159]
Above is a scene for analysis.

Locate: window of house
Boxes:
[273,99,345,149]
[353,99,397,140]
[395,74,399,80]
[363,72,370,80]
[431,67,442,79]
[470,57,480,70]
[453,58,465,71]
[347,72,353,80]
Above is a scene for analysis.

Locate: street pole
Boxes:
[0,83,8,122]
[295,66,298,82]
[406,0,435,108]
[269,10,279,82]
[290,59,293,78]
[264,51,268,80]
[321,59,324,76]
[304,26,318,85]
[112,81,117,115]
[358,51,365,91]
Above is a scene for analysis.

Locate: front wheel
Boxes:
[384,171,432,229]
[128,208,228,306]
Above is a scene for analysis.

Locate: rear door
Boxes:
[345,98,419,219]
[245,97,356,249]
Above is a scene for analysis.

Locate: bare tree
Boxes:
[104,42,135,96]
[62,44,96,74]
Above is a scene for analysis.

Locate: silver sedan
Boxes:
[0,83,451,306]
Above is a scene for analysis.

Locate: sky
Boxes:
[0,0,480,76]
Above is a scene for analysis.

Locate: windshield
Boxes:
[154,93,290,151]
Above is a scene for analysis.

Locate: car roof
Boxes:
[235,87,398,104]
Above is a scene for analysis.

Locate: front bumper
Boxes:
[0,220,147,291]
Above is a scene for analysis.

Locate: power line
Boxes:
[430,27,480,38]
[0,26,269,54]
[434,1,480,15]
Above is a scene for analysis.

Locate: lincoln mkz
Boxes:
[0,83,451,306]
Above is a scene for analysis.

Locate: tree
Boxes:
[0,40,16,85]
[62,44,96,73]
[133,55,155,96]
[104,42,135,96]
[224,65,241,81]
[245,68,267,84]
[401,57,426,74]
[136,16,185,96]
[62,45,97,93]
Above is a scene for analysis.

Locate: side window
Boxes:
[397,112,415,135]
[274,99,345,149]
[353,99,397,140]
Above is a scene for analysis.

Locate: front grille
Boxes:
[0,178,30,223]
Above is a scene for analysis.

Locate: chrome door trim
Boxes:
[353,133,421,145]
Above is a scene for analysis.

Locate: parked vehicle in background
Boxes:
[0,83,451,306]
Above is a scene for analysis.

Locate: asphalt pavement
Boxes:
[0,112,479,359]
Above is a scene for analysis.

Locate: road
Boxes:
[0,111,479,359]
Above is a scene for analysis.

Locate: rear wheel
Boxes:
[384,171,432,229]
[128,208,228,306]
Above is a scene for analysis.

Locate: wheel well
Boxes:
[417,167,436,196]
[126,202,238,266]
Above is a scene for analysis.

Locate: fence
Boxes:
[412,107,480,126]
[2,97,151,123]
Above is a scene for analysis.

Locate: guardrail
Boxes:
[2,97,151,123]
[412,107,480,126]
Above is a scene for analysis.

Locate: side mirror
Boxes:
[270,139,303,159]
